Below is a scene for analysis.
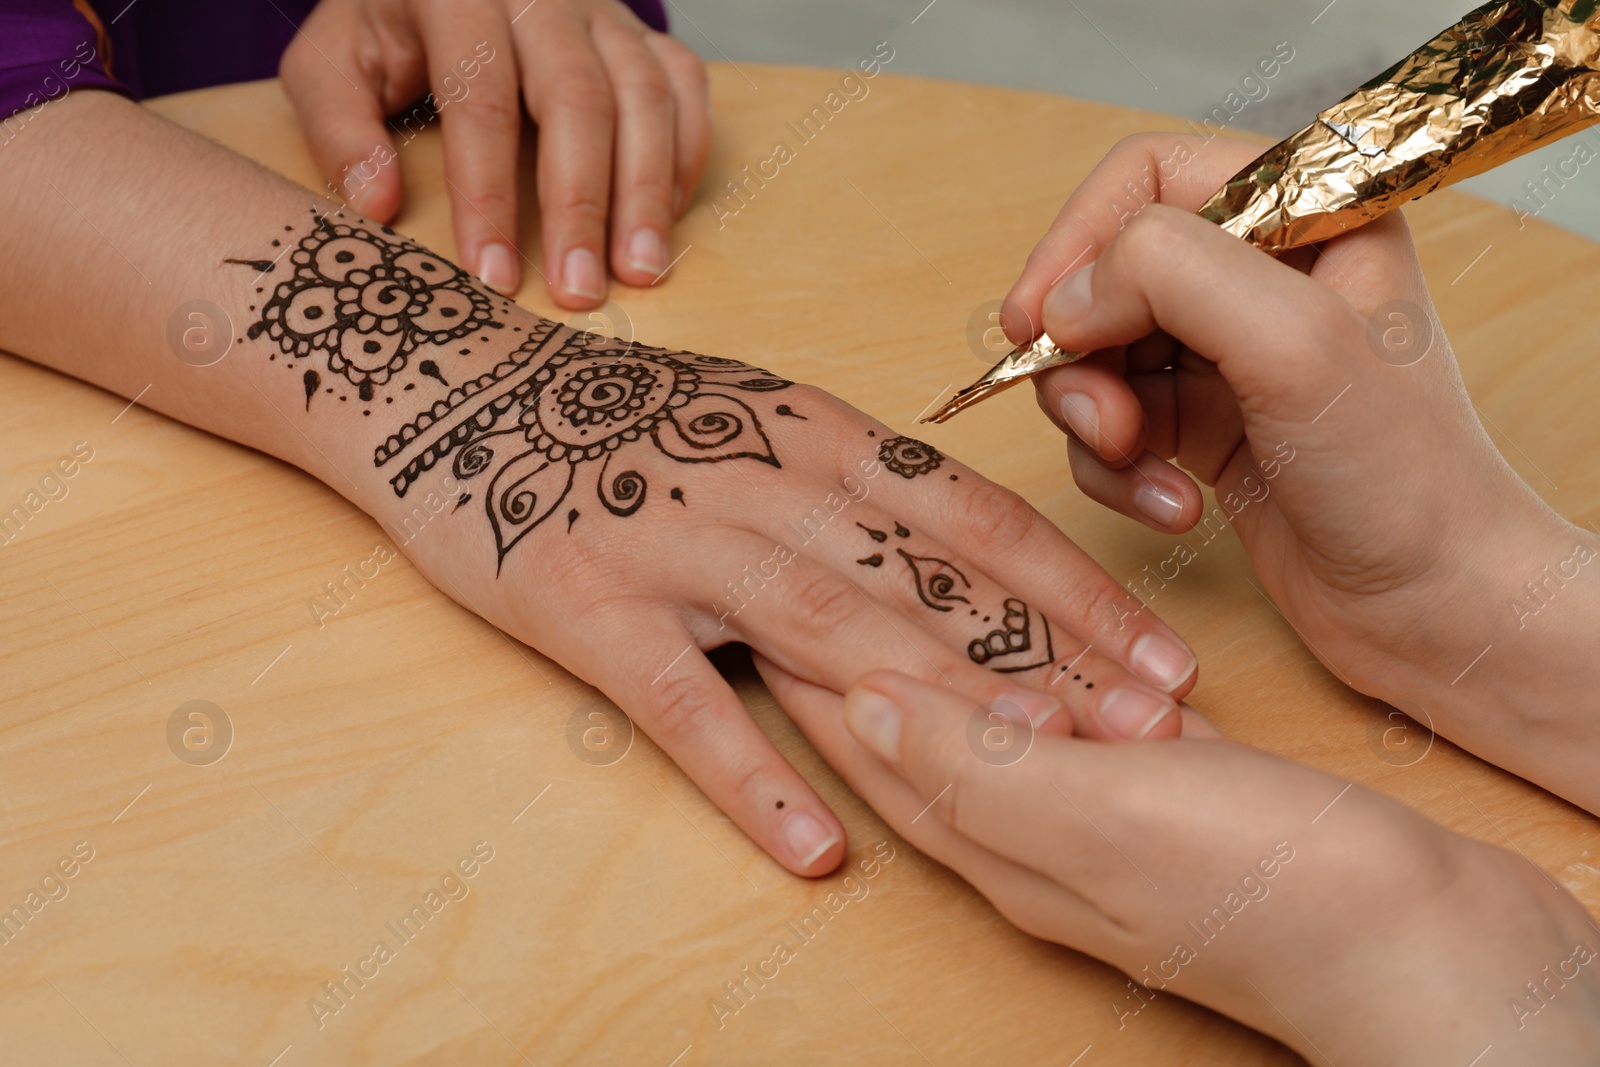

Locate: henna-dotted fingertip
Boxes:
[783,811,840,870]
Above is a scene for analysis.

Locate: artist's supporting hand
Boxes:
[1002,134,1600,815]
[1,92,1198,879]
[757,666,1600,1064]
[281,0,710,304]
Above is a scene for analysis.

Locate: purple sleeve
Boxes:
[629,0,667,33]
[0,0,667,124]
[0,1,126,126]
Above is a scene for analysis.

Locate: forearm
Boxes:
[0,90,539,525]
[4,93,324,479]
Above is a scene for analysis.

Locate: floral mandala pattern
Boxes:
[379,331,793,568]
[879,435,943,478]
[248,216,500,399]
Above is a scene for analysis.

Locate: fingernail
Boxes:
[989,689,1061,730]
[478,243,518,295]
[783,810,840,869]
[1100,687,1176,741]
[1043,262,1095,324]
[844,688,902,762]
[562,247,605,301]
[344,180,375,216]
[1130,633,1197,693]
[1058,391,1100,450]
[627,229,668,276]
[1134,484,1184,527]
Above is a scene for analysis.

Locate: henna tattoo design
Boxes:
[235,213,796,573]
[897,549,972,611]
[376,329,792,569]
[854,521,1054,672]
[233,212,502,406]
[878,436,943,479]
[968,598,1055,672]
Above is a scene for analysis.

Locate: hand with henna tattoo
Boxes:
[1,92,1202,876]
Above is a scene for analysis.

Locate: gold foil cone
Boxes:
[925,0,1600,424]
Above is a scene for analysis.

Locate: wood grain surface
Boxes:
[2,65,1597,1066]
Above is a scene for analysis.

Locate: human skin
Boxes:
[757,132,1600,1058]
[754,665,1600,1065]
[281,0,711,304]
[1004,133,1600,817]
[0,90,1201,876]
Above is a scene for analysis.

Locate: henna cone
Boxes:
[924,0,1600,424]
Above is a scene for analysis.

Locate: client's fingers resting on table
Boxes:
[752,654,1108,948]
[554,610,847,878]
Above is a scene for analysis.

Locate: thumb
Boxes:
[279,32,411,222]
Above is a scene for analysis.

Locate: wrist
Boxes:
[1263,818,1600,1065]
[1391,510,1600,812]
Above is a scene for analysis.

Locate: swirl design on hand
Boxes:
[896,549,972,612]
[453,440,495,479]
[683,411,741,448]
[413,334,790,567]
[599,455,647,516]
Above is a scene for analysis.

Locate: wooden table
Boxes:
[3,65,1598,1066]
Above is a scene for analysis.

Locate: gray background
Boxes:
[665,0,1600,241]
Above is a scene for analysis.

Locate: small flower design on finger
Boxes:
[878,435,943,479]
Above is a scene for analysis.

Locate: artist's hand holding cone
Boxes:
[1002,132,1600,813]
[752,664,1600,1063]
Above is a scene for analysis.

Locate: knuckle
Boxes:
[551,71,617,125]
[1066,578,1137,641]
[614,62,673,107]
[720,754,768,810]
[543,527,629,595]
[1106,131,1168,165]
[546,184,610,229]
[1115,207,1174,262]
[788,571,862,636]
[646,669,724,743]
[1029,210,1098,273]
[666,45,710,91]
[956,479,1037,555]
[621,170,675,211]
[457,87,522,131]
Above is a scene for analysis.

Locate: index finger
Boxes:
[1001,133,1264,344]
